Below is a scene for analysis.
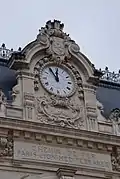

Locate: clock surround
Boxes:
[39,62,77,97]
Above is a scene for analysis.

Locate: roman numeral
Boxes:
[43,77,47,80]
[50,87,53,91]
[67,87,71,90]
[45,82,49,86]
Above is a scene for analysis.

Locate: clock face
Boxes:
[40,63,76,97]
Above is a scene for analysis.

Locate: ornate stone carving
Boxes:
[97,100,106,122]
[11,84,19,101]
[0,89,6,116]
[36,20,80,65]
[36,95,84,128]
[34,57,84,100]
[0,89,6,104]
[0,135,13,157]
[109,108,120,122]
[111,147,120,171]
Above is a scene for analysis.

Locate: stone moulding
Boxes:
[0,126,120,173]
[0,117,119,147]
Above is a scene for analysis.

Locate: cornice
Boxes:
[0,117,119,148]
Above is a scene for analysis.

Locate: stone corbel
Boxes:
[57,168,77,179]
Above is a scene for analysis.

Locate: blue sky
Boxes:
[0,0,120,71]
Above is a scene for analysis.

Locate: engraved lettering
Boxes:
[14,142,112,171]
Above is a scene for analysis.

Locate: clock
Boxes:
[40,63,76,97]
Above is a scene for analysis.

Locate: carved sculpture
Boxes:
[97,100,106,122]
[111,147,120,171]
[109,108,120,122]
[36,20,80,67]
[0,135,13,157]
[36,95,84,128]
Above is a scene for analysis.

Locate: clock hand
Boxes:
[55,68,59,82]
[49,68,58,82]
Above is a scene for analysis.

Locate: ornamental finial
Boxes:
[37,20,68,39]
[46,20,64,31]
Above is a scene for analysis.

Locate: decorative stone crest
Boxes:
[51,37,65,56]
[36,20,80,64]
[36,95,84,128]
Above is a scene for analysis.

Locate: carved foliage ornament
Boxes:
[36,95,84,128]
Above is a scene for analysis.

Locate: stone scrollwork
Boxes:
[69,42,80,54]
[36,95,84,128]
[0,135,13,157]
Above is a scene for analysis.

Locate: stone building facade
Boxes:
[0,20,120,179]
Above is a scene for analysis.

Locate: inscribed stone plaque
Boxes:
[6,108,23,118]
[14,141,112,171]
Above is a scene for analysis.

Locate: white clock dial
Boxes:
[40,64,75,97]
